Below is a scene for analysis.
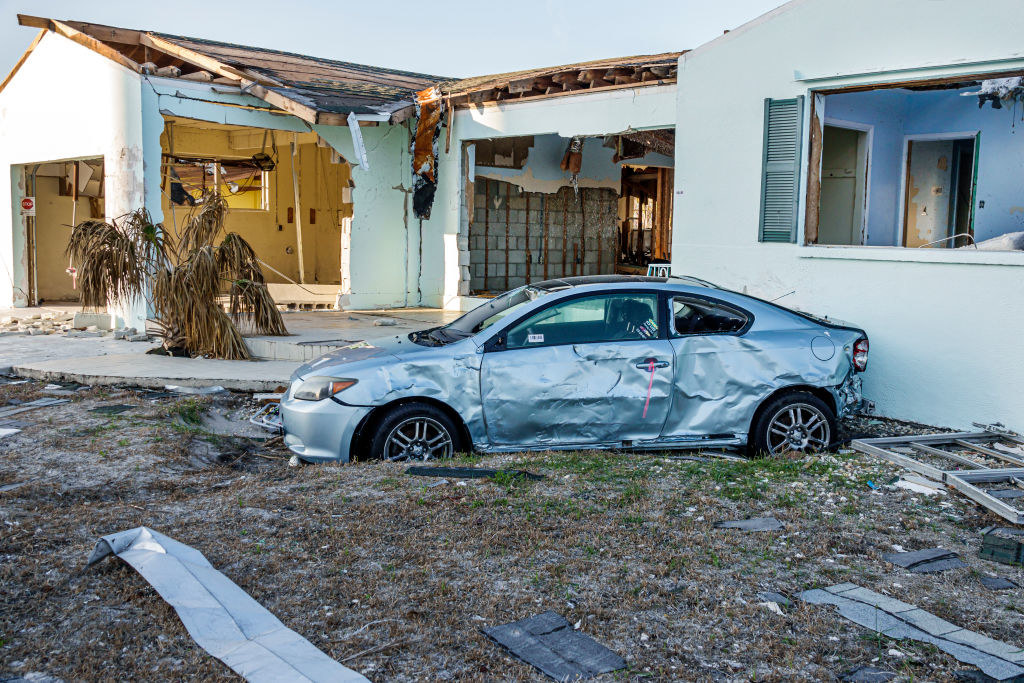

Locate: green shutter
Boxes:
[758,96,804,243]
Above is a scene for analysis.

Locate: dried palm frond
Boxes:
[216,232,264,283]
[228,280,288,336]
[66,217,146,308]
[124,208,173,267]
[179,193,228,254]
[153,262,251,360]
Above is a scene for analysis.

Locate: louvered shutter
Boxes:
[758,96,804,243]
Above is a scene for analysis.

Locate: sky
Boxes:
[0,0,785,79]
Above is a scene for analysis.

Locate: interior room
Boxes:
[462,129,674,294]
[811,74,1024,250]
[161,117,354,306]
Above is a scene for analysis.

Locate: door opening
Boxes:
[902,136,977,248]
[817,124,868,246]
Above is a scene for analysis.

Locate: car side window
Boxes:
[672,297,748,336]
[505,293,659,349]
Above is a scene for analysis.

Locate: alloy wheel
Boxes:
[765,402,831,455]
[383,416,454,461]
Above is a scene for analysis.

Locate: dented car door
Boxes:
[479,292,674,447]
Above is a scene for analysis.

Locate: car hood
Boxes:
[292,335,416,380]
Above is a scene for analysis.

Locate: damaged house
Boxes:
[0,15,447,330]
[671,0,1024,428]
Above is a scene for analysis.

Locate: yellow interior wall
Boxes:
[35,176,103,302]
[160,120,353,285]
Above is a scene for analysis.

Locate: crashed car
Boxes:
[280,275,868,462]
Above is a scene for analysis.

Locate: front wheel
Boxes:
[748,392,836,458]
[367,403,465,461]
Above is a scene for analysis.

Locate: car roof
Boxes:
[530,274,719,290]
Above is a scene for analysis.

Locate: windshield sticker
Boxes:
[527,333,544,344]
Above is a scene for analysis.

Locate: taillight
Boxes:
[853,338,869,372]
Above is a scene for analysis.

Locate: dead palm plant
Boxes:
[67,194,287,360]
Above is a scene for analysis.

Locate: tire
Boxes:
[748,391,836,458]
[367,403,466,461]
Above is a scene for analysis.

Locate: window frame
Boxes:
[484,289,669,352]
[668,294,754,338]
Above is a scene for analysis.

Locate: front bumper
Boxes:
[280,392,372,463]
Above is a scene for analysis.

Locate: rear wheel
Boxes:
[748,392,835,458]
[367,403,465,461]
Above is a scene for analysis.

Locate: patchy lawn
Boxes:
[1,381,1021,681]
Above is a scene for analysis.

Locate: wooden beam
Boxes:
[508,77,536,94]
[62,20,142,45]
[18,15,141,73]
[0,29,46,96]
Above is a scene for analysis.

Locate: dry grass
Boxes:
[1,388,1022,681]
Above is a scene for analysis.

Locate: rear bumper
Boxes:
[280,393,371,463]
[833,374,866,417]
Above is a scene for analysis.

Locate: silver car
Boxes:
[280,276,868,462]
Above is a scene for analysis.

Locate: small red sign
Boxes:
[20,197,33,211]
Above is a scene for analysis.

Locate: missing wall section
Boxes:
[464,129,674,295]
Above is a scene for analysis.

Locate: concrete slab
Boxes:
[13,354,297,391]
[243,308,461,361]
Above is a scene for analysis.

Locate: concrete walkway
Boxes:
[1,307,460,391]
[13,354,297,391]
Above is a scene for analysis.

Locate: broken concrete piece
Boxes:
[483,611,625,681]
[405,466,544,481]
[799,583,1024,680]
[881,548,967,573]
[88,526,368,682]
[373,318,397,326]
[127,334,150,342]
[72,312,112,330]
[713,517,784,532]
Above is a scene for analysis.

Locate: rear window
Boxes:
[672,297,748,336]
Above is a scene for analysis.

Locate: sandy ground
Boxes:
[1,382,1022,682]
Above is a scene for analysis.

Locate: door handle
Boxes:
[636,358,669,369]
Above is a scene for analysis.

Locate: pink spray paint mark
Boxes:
[642,359,655,419]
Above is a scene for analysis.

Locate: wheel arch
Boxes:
[350,396,473,460]
[748,384,838,438]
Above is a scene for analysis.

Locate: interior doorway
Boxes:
[20,158,105,305]
[902,135,977,248]
[818,124,869,246]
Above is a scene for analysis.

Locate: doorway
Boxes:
[901,135,977,248]
[818,124,869,246]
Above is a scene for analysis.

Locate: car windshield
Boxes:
[408,285,552,346]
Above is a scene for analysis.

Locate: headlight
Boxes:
[292,376,357,401]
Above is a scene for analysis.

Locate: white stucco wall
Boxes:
[672,0,1024,428]
[0,32,148,327]
[431,85,678,308]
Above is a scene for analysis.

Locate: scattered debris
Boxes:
[839,665,897,682]
[482,612,625,681]
[758,600,784,615]
[980,527,1024,566]
[404,466,544,481]
[165,384,226,395]
[894,474,946,496]
[0,397,69,419]
[713,517,784,532]
[799,583,1024,680]
[89,404,133,415]
[87,526,369,682]
[882,548,968,573]
[852,425,1024,524]
[372,319,398,327]
[0,480,30,492]
[980,576,1018,591]
[756,591,793,607]
[249,402,282,433]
